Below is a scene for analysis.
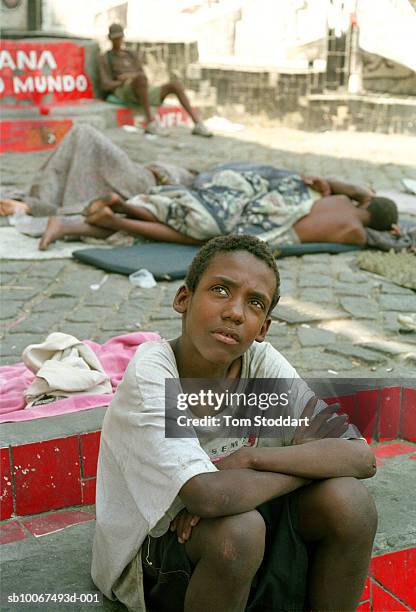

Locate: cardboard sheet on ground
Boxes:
[73,242,362,280]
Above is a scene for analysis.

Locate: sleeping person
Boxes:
[39,162,400,253]
[1,125,408,252]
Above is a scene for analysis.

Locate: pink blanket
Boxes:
[0,332,160,423]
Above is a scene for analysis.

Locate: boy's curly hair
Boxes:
[185,235,280,312]
[367,197,398,231]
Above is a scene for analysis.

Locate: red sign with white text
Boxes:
[0,40,93,104]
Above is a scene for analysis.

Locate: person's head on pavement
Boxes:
[366,196,398,231]
[108,23,124,52]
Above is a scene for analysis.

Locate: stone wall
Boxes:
[183,63,416,134]
[108,39,415,134]
[188,66,325,119]
[306,94,416,134]
[125,40,199,85]
[0,0,29,30]
[361,50,416,96]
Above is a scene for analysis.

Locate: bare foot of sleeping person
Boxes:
[39,217,68,250]
[39,216,112,250]
[0,199,30,216]
[83,193,123,217]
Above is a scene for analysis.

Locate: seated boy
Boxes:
[92,235,377,611]
[98,23,212,137]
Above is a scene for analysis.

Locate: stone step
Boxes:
[0,512,123,611]
[0,101,199,153]
[0,100,130,153]
[1,441,415,611]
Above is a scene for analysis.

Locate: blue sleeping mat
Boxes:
[73,242,362,281]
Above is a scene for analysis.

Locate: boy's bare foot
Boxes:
[83,193,123,217]
[39,217,67,250]
[0,199,30,216]
[146,163,172,185]
[85,206,117,229]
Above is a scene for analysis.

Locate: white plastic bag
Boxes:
[129,268,157,288]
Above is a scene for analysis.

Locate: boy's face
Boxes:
[174,251,276,368]
[111,35,123,51]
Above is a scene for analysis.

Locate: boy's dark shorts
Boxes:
[142,491,308,612]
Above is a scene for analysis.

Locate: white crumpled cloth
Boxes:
[22,332,112,407]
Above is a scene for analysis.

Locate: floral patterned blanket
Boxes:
[129,163,319,249]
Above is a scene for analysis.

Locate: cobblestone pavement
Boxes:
[1,122,416,378]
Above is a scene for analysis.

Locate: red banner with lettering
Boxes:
[0,40,93,104]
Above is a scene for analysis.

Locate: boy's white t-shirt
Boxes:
[91,339,358,610]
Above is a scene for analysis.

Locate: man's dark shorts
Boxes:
[113,79,161,107]
[142,491,308,612]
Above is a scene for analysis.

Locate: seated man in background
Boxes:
[98,23,212,137]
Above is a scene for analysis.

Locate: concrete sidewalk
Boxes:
[1,123,416,378]
[1,253,416,378]
[1,122,415,611]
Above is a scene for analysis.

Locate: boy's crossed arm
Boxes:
[175,397,376,541]
[175,438,375,543]
[174,469,306,544]
[218,397,376,481]
[180,467,308,519]
[216,437,376,480]
[179,436,375,521]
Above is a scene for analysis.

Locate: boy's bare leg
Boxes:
[184,510,265,612]
[297,477,377,611]
[131,73,154,123]
[84,195,156,221]
[86,206,204,245]
[39,216,112,251]
[0,199,30,216]
[115,202,158,221]
[159,80,200,124]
